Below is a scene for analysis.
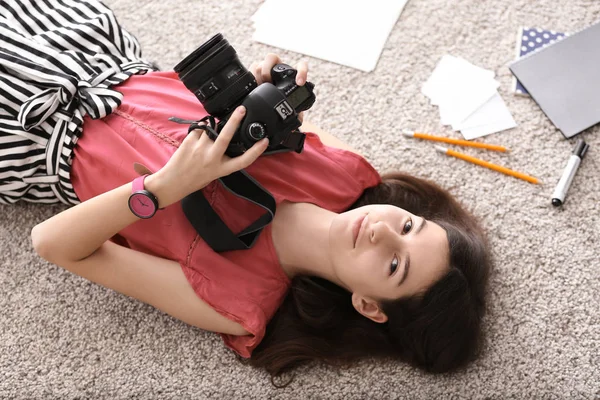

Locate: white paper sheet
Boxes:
[458,94,517,139]
[438,85,498,127]
[454,93,516,129]
[251,0,409,72]
[422,55,517,139]
[422,55,496,103]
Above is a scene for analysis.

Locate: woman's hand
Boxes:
[250,53,308,122]
[150,105,269,205]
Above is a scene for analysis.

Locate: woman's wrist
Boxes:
[144,172,188,209]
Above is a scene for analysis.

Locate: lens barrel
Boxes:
[174,34,257,119]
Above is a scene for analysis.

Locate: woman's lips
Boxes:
[352,214,368,248]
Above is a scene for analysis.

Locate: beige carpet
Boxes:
[1,0,599,398]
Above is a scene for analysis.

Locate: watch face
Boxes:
[129,193,157,218]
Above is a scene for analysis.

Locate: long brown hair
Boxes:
[246,172,491,386]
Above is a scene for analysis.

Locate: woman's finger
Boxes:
[197,126,212,147]
[296,59,308,85]
[249,62,259,83]
[251,62,263,85]
[186,122,211,146]
[211,105,246,155]
[225,138,269,174]
[185,128,203,144]
[261,53,281,84]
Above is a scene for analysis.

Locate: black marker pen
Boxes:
[551,139,589,207]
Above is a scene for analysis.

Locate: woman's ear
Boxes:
[351,293,388,323]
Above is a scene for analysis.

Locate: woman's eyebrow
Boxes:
[399,255,410,286]
[397,218,425,287]
[398,218,426,286]
[415,218,427,235]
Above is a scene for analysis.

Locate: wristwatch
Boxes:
[128,174,160,219]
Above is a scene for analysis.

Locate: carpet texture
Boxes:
[1,0,599,398]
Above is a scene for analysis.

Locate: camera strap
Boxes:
[181,169,276,252]
[171,117,277,252]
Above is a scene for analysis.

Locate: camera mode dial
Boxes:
[248,122,267,141]
[271,63,296,83]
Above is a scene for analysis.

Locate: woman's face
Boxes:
[329,204,450,304]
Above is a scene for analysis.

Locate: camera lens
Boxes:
[174,34,257,119]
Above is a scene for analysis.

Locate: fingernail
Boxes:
[297,77,305,85]
[238,106,246,115]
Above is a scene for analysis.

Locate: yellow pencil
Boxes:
[403,130,509,152]
[435,146,540,184]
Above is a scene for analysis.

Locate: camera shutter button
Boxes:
[248,122,267,141]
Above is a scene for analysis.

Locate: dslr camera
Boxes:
[172,33,316,157]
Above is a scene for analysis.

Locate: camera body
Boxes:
[174,34,316,157]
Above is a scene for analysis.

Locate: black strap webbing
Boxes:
[181,169,276,252]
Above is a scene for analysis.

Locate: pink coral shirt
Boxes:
[70,71,381,357]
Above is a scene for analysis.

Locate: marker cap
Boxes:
[551,139,590,207]
[573,139,589,158]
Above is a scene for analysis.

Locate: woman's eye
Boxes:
[402,218,413,234]
[390,255,399,275]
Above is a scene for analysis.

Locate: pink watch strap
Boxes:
[132,174,148,193]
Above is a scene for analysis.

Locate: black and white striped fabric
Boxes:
[0,0,156,205]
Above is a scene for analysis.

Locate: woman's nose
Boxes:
[370,221,399,245]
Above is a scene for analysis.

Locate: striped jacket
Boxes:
[0,0,155,205]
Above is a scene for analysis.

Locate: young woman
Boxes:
[0,0,490,384]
